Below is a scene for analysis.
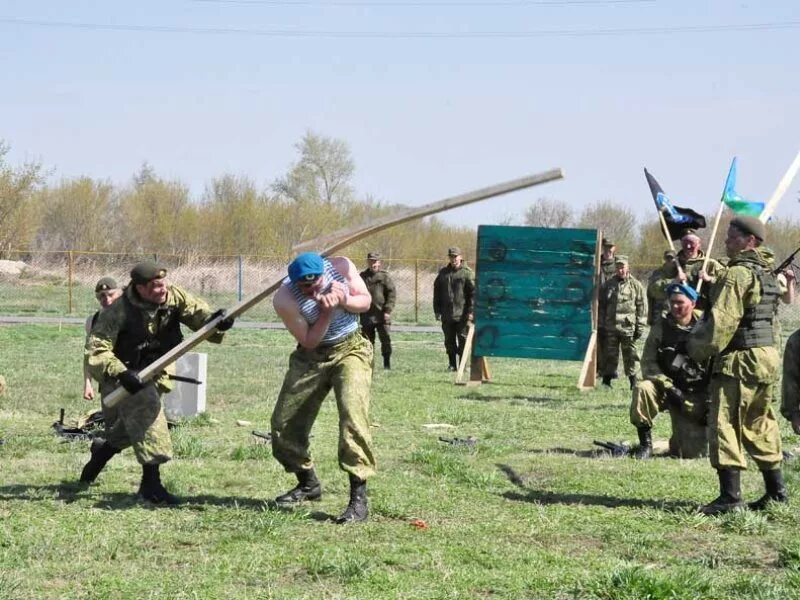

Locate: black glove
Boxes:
[117,369,145,394]
[209,309,235,332]
[665,386,684,410]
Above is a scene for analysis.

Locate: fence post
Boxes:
[67,250,74,315]
[414,259,419,324]
[237,255,244,302]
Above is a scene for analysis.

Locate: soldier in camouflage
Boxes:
[599,256,647,389]
[599,238,618,286]
[781,328,800,436]
[83,276,123,401]
[271,252,375,524]
[688,216,787,515]
[649,229,724,312]
[433,247,475,371]
[359,252,397,370]
[83,261,233,504]
[646,250,676,325]
[630,283,709,459]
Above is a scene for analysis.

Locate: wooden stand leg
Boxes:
[577,330,598,391]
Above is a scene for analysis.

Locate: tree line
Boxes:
[3,135,798,269]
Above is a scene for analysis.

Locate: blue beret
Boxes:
[288,252,324,283]
[666,282,699,302]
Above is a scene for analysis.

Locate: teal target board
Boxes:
[474,225,597,361]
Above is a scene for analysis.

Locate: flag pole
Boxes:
[656,208,686,281]
[759,149,800,223]
[695,196,726,293]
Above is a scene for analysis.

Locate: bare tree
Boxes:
[577,200,637,252]
[524,197,574,228]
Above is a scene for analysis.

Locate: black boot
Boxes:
[335,475,368,524]
[447,353,457,372]
[274,469,322,505]
[633,427,652,460]
[748,469,789,510]
[383,355,391,370]
[629,375,638,390]
[138,464,181,505]
[79,438,120,483]
[699,469,744,515]
[601,375,613,388]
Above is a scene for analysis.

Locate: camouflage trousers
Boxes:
[708,373,782,471]
[271,332,376,481]
[630,380,708,458]
[361,321,392,358]
[99,381,172,465]
[602,332,640,377]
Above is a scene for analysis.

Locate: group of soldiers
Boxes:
[603,217,799,514]
[77,246,472,523]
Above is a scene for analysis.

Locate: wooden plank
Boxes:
[454,323,475,385]
[102,167,564,409]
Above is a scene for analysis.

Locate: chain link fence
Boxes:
[0,251,444,324]
[2,251,798,331]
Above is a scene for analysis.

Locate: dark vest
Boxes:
[725,260,780,351]
[112,295,183,369]
[656,314,708,392]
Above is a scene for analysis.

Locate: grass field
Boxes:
[2,324,800,599]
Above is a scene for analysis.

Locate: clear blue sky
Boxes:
[2,0,799,230]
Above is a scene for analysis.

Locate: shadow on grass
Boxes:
[496,464,696,512]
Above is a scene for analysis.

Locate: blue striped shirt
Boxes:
[284,258,359,345]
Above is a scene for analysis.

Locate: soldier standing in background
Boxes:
[433,246,475,371]
[688,216,786,515]
[646,250,676,325]
[83,261,234,504]
[649,229,724,311]
[83,277,123,401]
[599,256,647,389]
[359,252,397,370]
[600,238,618,286]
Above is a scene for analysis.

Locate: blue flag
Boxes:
[644,168,706,241]
[722,157,765,217]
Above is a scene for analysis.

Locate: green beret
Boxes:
[367,252,381,261]
[94,276,119,293]
[130,260,167,285]
[730,216,766,242]
[448,246,462,257]
[614,255,629,266]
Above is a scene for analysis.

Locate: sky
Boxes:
[1,0,799,231]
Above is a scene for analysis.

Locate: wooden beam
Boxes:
[103,168,564,409]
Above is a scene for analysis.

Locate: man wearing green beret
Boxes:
[598,255,647,389]
[82,260,234,504]
[688,216,787,514]
[359,252,397,370]
[83,276,123,402]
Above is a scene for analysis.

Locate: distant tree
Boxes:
[36,177,116,251]
[0,141,45,256]
[117,164,195,254]
[577,200,637,253]
[272,131,355,205]
[523,197,574,228]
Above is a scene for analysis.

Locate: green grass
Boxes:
[2,325,800,598]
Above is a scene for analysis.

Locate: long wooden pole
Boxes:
[759,149,800,223]
[102,168,565,409]
[656,209,686,281]
[696,197,726,294]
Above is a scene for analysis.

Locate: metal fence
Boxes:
[0,251,444,324]
[1,251,799,331]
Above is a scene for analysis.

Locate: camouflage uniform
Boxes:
[86,284,222,465]
[599,273,647,378]
[359,266,397,364]
[649,250,724,312]
[688,247,782,471]
[630,309,709,457]
[271,332,376,481]
[433,262,475,369]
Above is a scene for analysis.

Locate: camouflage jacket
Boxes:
[359,268,397,323]
[642,309,707,392]
[600,258,616,287]
[86,284,222,393]
[687,247,780,383]
[648,250,724,310]
[433,264,475,322]
[599,275,647,335]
